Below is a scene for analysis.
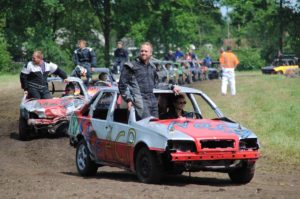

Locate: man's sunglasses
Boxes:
[177,101,186,105]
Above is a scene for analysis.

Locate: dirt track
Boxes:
[0,81,299,199]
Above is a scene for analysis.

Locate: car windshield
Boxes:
[157,92,218,120]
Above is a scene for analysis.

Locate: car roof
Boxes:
[98,85,203,95]
[92,67,110,74]
[47,76,83,83]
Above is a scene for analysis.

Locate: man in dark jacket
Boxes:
[20,50,68,99]
[73,40,97,82]
[113,41,128,74]
[118,42,179,119]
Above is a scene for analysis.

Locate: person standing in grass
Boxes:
[219,46,239,96]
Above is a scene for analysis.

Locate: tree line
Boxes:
[0,0,299,73]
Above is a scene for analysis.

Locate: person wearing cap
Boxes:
[73,40,97,83]
[219,46,239,96]
[20,50,68,99]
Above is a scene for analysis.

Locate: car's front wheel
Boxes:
[76,139,98,176]
[135,147,162,184]
[228,162,255,184]
[19,114,30,141]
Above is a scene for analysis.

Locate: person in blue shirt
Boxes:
[174,47,184,60]
[203,54,212,68]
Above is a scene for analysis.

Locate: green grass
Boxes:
[0,74,19,92]
[194,71,300,166]
[1,72,300,166]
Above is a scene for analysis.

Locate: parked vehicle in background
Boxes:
[68,86,260,184]
[19,77,89,140]
[208,61,220,79]
[261,55,299,74]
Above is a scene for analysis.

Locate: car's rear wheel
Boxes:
[135,147,162,184]
[76,139,98,176]
[228,162,255,184]
[19,114,29,141]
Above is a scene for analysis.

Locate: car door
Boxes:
[90,91,116,162]
[108,94,133,166]
[90,92,133,166]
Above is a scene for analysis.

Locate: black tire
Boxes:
[19,115,29,141]
[76,139,98,176]
[56,123,69,137]
[135,147,162,184]
[228,162,255,184]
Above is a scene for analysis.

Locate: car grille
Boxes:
[200,139,235,149]
[167,140,197,152]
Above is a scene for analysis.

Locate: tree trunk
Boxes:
[103,0,111,68]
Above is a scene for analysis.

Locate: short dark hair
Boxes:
[98,72,108,80]
[65,82,75,91]
[174,94,185,103]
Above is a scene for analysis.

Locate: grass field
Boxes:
[194,71,300,166]
[1,71,300,166]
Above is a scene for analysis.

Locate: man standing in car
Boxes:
[20,50,68,99]
[73,39,97,83]
[118,42,179,119]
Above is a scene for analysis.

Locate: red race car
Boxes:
[68,86,260,184]
[19,77,89,140]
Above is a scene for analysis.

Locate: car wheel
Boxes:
[135,147,162,184]
[228,162,255,184]
[19,114,29,141]
[76,139,98,176]
[56,123,69,137]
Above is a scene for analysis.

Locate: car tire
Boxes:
[135,147,162,184]
[56,123,69,137]
[19,114,29,141]
[76,139,98,176]
[228,162,255,184]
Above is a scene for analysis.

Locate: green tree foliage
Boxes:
[0,13,12,72]
[221,0,300,62]
[113,0,223,52]
[1,0,300,73]
[235,48,266,70]
[0,32,12,73]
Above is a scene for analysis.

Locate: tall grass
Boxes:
[194,71,300,166]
